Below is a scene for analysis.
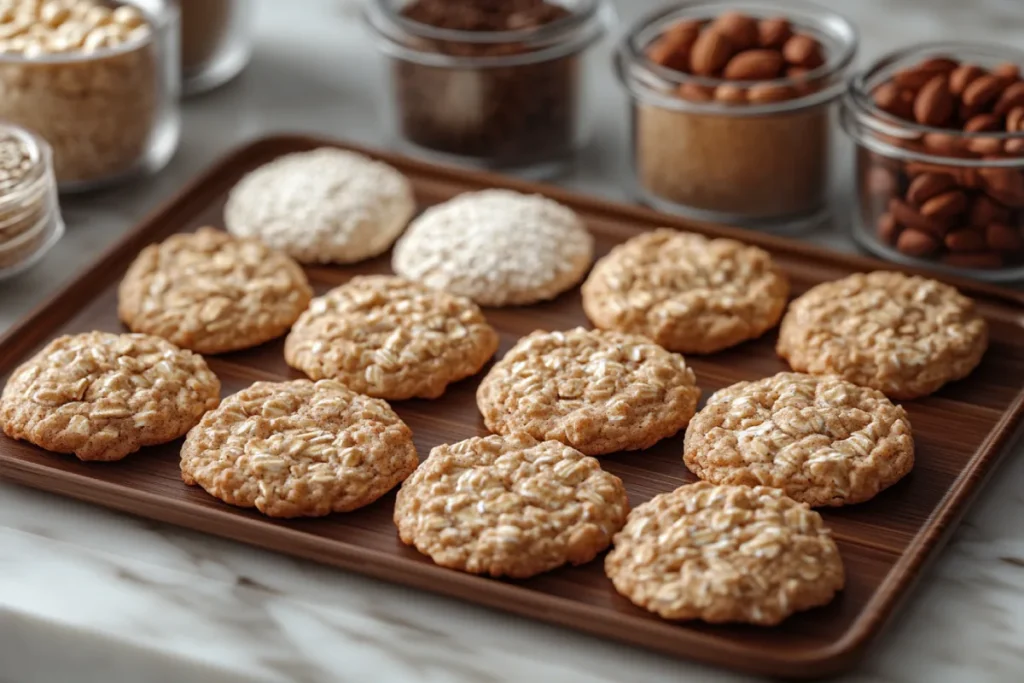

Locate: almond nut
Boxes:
[873,82,915,119]
[646,26,696,72]
[781,34,823,69]
[690,28,734,76]
[964,114,1002,132]
[894,57,959,91]
[949,64,985,96]
[710,12,759,51]
[889,197,949,237]
[714,84,747,105]
[980,167,1024,207]
[757,17,791,50]
[945,229,987,252]
[914,75,954,126]
[1004,139,1024,155]
[967,137,1005,155]
[986,222,1024,251]
[923,133,967,156]
[920,190,969,221]
[994,81,1024,116]
[969,195,1012,228]
[678,82,714,102]
[962,74,1005,108]
[896,228,939,256]
[906,172,958,205]
[992,62,1021,82]
[1007,106,1024,132]
[723,49,784,80]
[747,83,797,104]
[942,251,1004,269]
[876,212,900,244]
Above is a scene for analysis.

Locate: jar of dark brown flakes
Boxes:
[842,43,1024,282]
[364,0,607,178]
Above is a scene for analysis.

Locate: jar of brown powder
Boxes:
[364,0,607,178]
[616,1,856,230]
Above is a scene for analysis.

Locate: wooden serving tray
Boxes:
[2,135,1023,679]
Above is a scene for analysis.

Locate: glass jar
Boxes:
[0,123,64,280]
[0,0,180,192]
[364,0,607,179]
[616,0,857,231]
[178,0,253,96]
[842,43,1024,282]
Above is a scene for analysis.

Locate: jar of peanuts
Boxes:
[0,0,180,192]
[616,1,857,231]
[0,122,64,280]
[843,43,1024,281]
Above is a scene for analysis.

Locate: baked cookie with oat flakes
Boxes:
[180,379,418,518]
[0,332,220,462]
[284,275,498,400]
[224,148,415,264]
[391,189,593,307]
[476,327,700,456]
[394,432,629,578]
[581,229,789,354]
[683,372,914,507]
[777,271,988,399]
[118,227,312,355]
[605,482,844,625]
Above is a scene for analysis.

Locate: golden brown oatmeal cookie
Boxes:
[777,271,988,399]
[605,482,844,625]
[0,332,220,462]
[118,227,312,354]
[683,372,914,507]
[476,327,700,456]
[582,229,789,354]
[394,432,629,578]
[284,275,499,400]
[180,379,418,518]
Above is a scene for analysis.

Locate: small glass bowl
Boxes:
[0,125,65,281]
[615,0,857,232]
[0,0,181,192]
[364,0,608,178]
[842,42,1024,283]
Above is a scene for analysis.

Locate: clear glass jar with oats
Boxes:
[616,1,856,231]
[0,0,180,192]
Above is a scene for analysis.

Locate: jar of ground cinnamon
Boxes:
[616,1,857,230]
[364,0,607,178]
[842,43,1024,282]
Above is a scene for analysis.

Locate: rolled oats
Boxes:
[604,482,844,625]
[394,432,629,578]
[0,331,220,461]
[224,148,416,264]
[118,227,312,354]
[284,275,499,400]
[581,229,789,354]
[777,271,988,399]
[476,327,701,456]
[392,189,593,307]
[684,372,914,507]
[0,0,169,187]
[180,379,418,518]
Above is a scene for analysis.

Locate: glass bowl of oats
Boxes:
[0,123,64,280]
[0,0,181,192]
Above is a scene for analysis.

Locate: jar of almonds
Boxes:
[843,43,1024,281]
[615,1,857,230]
[0,0,180,192]
[0,122,64,279]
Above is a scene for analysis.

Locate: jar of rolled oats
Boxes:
[0,122,64,280]
[0,0,181,192]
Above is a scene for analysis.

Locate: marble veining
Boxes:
[2,1,1024,681]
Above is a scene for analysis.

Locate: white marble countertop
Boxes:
[2,1,1023,682]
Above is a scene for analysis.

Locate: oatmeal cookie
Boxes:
[581,229,788,354]
[224,148,415,264]
[684,372,914,507]
[118,227,312,355]
[605,482,844,625]
[284,275,499,400]
[476,327,700,455]
[394,432,629,578]
[391,189,593,306]
[180,379,418,518]
[0,332,220,462]
[777,271,988,399]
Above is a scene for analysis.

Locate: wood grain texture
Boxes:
[1,135,1023,679]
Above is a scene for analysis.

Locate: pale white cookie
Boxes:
[224,148,415,264]
[392,189,593,306]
